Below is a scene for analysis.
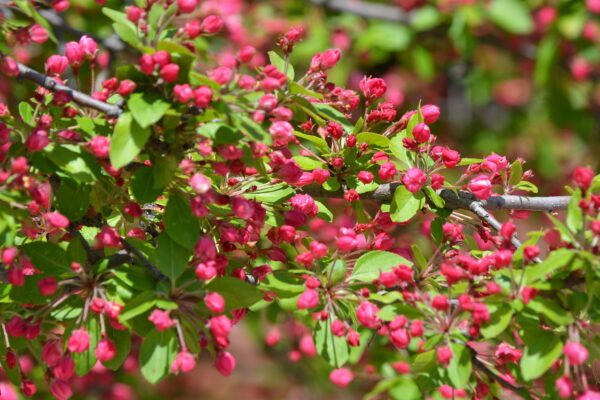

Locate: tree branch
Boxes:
[470,350,530,399]
[11,62,123,117]
[304,185,570,211]
[120,237,168,281]
[309,0,412,23]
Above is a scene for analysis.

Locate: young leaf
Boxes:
[313,319,349,368]
[127,92,171,128]
[391,186,425,223]
[205,277,263,310]
[447,343,472,389]
[139,329,178,384]
[156,233,191,281]
[163,192,200,251]
[110,112,152,169]
[350,250,412,283]
[520,330,563,381]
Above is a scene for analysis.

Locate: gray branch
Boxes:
[120,238,168,281]
[309,0,413,23]
[304,185,570,212]
[11,62,123,117]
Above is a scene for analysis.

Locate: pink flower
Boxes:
[265,328,281,346]
[412,123,430,143]
[172,351,196,373]
[390,328,410,349]
[378,161,397,181]
[564,342,588,365]
[311,48,341,70]
[441,148,461,168]
[193,86,212,108]
[573,166,594,191]
[468,175,492,200]
[67,329,90,353]
[96,226,121,248]
[329,368,354,388]
[588,0,600,13]
[53,355,75,380]
[95,338,116,362]
[174,84,193,103]
[89,136,110,159]
[38,277,58,296]
[50,380,72,400]
[117,80,136,96]
[210,315,232,338]
[160,63,180,82]
[202,16,223,34]
[401,167,427,193]
[44,211,69,229]
[29,24,49,43]
[65,42,84,66]
[297,288,319,309]
[215,351,236,376]
[148,309,175,331]
[189,173,211,194]
[42,340,62,367]
[177,0,197,13]
[139,54,155,75]
[289,194,318,216]
[421,104,441,124]
[437,346,452,365]
[204,292,225,314]
[125,6,142,23]
[299,334,316,356]
[269,121,295,147]
[356,301,380,329]
[79,36,98,58]
[360,77,387,101]
[45,55,68,75]
[26,129,49,151]
[0,56,19,77]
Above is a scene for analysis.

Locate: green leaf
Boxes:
[139,329,178,384]
[481,303,513,338]
[73,317,101,376]
[567,189,583,233]
[261,271,305,298]
[119,291,157,322]
[488,0,534,34]
[243,183,294,204]
[520,330,563,381]
[110,112,152,169]
[526,297,573,326]
[315,201,333,222]
[153,155,177,189]
[447,343,472,389]
[127,92,171,128]
[21,242,71,276]
[294,131,329,153]
[423,187,444,208]
[293,156,324,171]
[268,50,294,80]
[102,327,131,370]
[18,102,34,126]
[163,192,200,251]
[313,319,348,368]
[205,277,263,310]
[389,135,411,168]
[524,248,576,284]
[534,35,558,86]
[131,167,164,203]
[350,250,412,283]
[55,179,90,221]
[156,233,191,281]
[390,186,425,223]
[366,376,421,400]
[233,114,272,145]
[508,161,523,187]
[45,144,101,183]
[356,22,411,52]
[103,8,140,48]
[356,132,390,148]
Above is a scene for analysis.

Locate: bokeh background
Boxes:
[2,0,600,398]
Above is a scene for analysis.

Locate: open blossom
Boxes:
[360,77,387,101]
[310,48,341,70]
[289,194,318,216]
[378,162,397,181]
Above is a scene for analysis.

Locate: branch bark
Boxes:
[470,349,531,399]
[309,0,412,23]
[120,237,168,281]
[13,62,123,117]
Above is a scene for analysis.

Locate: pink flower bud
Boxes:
[152,50,171,67]
[193,86,212,108]
[269,121,294,147]
[89,136,110,159]
[209,315,232,338]
[202,15,223,34]
[117,80,136,96]
[139,54,155,75]
[172,351,196,373]
[174,84,193,103]
[468,174,492,200]
[67,329,90,353]
[437,346,452,365]
[189,173,211,194]
[2,247,17,265]
[356,301,380,329]
[38,276,58,296]
[177,0,198,13]
[65,42,84,66]
[432,295,450,310]
[95,226,121,248]
[204,292,225,314]
[360,77,387,100]
[148,309,175,331]
[50,379,72,400]
[42,341,62,367]
[573,166,594,191]
[588,0,600,13]
[378,162,398,182]
[26,130,49,151]
[45,55,68,75]
[297,288,319,309]
[79,36,98,58]
[329,368,353,388]
[95,338,116,362]
[0,56,19,77]
[44,211,69,229]
[564,342,588,365]
[125,6,142,23]
[238,45,255,63]
[215,351,236,376]
[421,104,440,124]
[160,63,180,82]
[412,123,431,143]
[29,24,49,44]
[556,375,573,399]
[21,379,37,397]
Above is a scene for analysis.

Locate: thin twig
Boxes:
[470,348,531,399]
[309,0,412,23]
[9,62,123,117]
[468,202,523,249]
